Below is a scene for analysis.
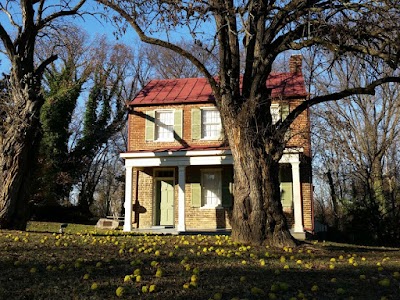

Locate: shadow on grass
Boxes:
[1,231,400,300]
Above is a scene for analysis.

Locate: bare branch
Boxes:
[37,0,87,29]
[279,76,400,134]
[97,0,219,96]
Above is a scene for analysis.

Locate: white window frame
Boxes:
[201,108,222,140]
[270,104,281,124]
[201,169,222,208]
[155,110,174,141]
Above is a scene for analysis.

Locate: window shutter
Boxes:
[174,110,183,140]
[280,182,293,208]
[281,103,290,121]
[191,183,201,208]
[191,108,201,140]
[222,168,233,208]
[145,111,155,141]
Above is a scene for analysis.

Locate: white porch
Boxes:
[121,148,305,238]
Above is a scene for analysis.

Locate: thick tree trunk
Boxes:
[0,88,42,230]
[227,123,297,247]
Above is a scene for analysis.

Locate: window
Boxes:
[270,103,290,124]
[191,107,222,140]
[145,110,183,142]
[270,104,281,124]
[202,109,222,139]
[201,170,222,207]
[155,110,174,141]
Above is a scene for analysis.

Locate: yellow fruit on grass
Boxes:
[91,283,98,290]
[213,292,222,300]
[250,286,264,295]
[268,293,277,300]
[149,284,156,293]
[379,278,390,287]
[337,288,345,294]
[311,284,319,292]
[155,268,163,277]
[116,286,124,297]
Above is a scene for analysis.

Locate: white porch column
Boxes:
[177,166,186,232]
[123,165,133,232]
[291,161,304,233]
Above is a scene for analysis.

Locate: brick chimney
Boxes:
[289,55,302,73]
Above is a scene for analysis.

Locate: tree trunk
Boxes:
[0,88,42,230]
[326,169,339,228]
[226,122,297,247]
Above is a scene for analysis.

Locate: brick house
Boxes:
[121,55,313,239]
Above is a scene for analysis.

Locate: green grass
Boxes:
[1,222,399,299]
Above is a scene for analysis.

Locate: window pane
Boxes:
[202,109,221,139]
[155,111,174,140]
[202,171,221,207]
[270,105,280,124]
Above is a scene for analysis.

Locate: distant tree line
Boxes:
[308,55,400,246]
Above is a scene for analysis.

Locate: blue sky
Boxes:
[0,4,142,74]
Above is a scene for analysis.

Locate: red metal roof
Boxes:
[131,72,307,106]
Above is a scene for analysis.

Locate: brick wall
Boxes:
[128,99,311,154]
[129,103,223,152]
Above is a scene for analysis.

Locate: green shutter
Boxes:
[191,183,201,208]
[191,108,201,140]
[280,182,293,208]
[174,110,183,140]
[145,111,155,141]
[222,167,233,208]
[281,103,290,121]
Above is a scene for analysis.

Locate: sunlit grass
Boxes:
[0,222,399,299]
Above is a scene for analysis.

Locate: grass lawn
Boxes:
[0,222,399,299]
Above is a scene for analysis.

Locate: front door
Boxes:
[156,179,174,226]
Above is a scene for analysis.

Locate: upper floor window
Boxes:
[271,104,281,124]
[145,109,182,142]
[155,110,174,141]
[201,109,222,140]
[192,107,223,140]
[270,103,290,124]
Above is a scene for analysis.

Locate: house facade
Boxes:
[121,55,313,239]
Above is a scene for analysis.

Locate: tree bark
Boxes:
[0,85,42,229]
[222,97,297,247]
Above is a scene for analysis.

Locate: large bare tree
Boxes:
[0,0,87,229]
[98,0,400,246]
